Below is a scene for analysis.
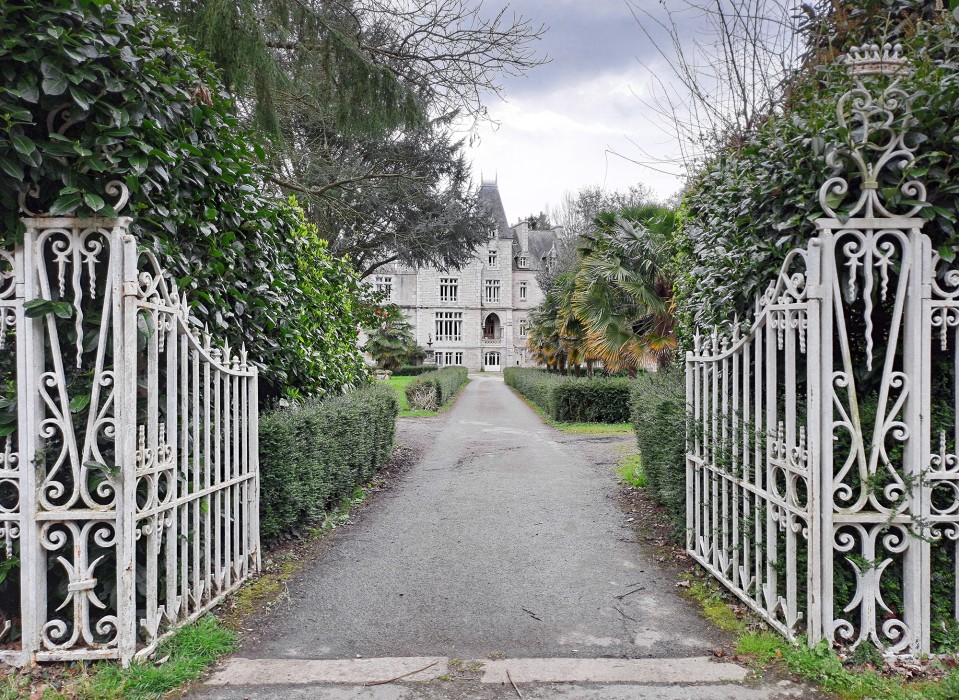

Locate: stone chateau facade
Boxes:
[371,181,561,371]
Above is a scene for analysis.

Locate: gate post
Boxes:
[805,236,825,646]
[116,221,138,664]
[14,223,42,665]
[904,228,933,653]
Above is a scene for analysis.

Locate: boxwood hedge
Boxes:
[503,367,632,423]
[404,366,468,410]
[258,383,398,539]
[392,365,433,376]
[630,370,686,541]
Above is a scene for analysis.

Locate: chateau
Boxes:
[372,181,562,371]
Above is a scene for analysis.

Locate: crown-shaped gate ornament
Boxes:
[819,43,924,220]
[842,42,911,77]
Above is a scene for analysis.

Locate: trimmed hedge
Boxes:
[503,367,632,423]
[630,370,686,541]
[404,366,468,410]
[258,383,398,539]
[392,365,433,376]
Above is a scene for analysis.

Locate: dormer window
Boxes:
[487,224,496,239]
[518,255,529,269]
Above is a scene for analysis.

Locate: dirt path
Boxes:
[191,375,815,699]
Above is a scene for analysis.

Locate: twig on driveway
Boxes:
[614,586,646,600]
[507,668,523,699]
[522,607,542,621]
[364,660,440,686]
[613,604,638,622]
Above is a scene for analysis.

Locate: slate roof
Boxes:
[527,229,558,271]
[478,182,514,239]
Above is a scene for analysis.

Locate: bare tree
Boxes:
[156,0,549,272]
[621,0,805,176]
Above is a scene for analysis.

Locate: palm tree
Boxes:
[571,208,677,374]
[362,305,419,370]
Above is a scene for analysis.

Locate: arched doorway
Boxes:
[484,351,501,372]
[483,313,501,340]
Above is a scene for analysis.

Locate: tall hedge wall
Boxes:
[404,366,468,410]
[630,370,687,541]
[503,367,633,423]
[259,384,398,539]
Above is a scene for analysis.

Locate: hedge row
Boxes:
[630,370,687,541]
[503,367,632,423]
[391,365,433,376]
[405,366,468,410]
[258,384,398,539]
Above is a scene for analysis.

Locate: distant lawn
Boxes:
[383,376,437,417]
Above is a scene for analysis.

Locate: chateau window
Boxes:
[518,255,529,268]
[519,319,529,337]
[374,275,393,301]
[488,250,498,268]
[439,350,463,366]
[484,279,500,304]
[434,311,463,341]
[439,277,459,302]
[519,281,527,301]
[487,224,496,239]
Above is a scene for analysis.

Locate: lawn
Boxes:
[384,376,437,417]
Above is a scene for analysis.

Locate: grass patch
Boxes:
[0,615,235,700]
[682,576,745,633]
[735,631,959,699]
[616,453,648,487]
[385,375,466,417]
[682,573,959,699]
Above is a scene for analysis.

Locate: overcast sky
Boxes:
[466,0,686,222]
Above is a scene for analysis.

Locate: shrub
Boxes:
[404,366,467,410]
[630,370,686,541]
[0,1,373,399]
[258,384,398,539]
[504,367,632,423]
[392,365,432,376]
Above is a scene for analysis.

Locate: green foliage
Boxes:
[675,14,959,338]
[391,365,433,376]
[504,367,633,423]
[258,384,398,539]
[404,366,468,411]
[736,631,959,699]
[616,453,648,488]
[363,305,420,371]
[153,0,423,139]
[526,204,678,373]
[630,370,687,541]
[0,1,371,398]
[0,616,233,698]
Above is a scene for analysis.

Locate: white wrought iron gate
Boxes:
[687,45,959,655]
[0,188,260,665]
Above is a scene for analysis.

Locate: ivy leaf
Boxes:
[0,154,24,180]
[939,246,956,263]
[24,299,74,319]
[48,192,82,216]
[83,192,105,211]
[40,59,68,96]
[84,460,120,477]
[69,395,91,413]
[10,134,36,156]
